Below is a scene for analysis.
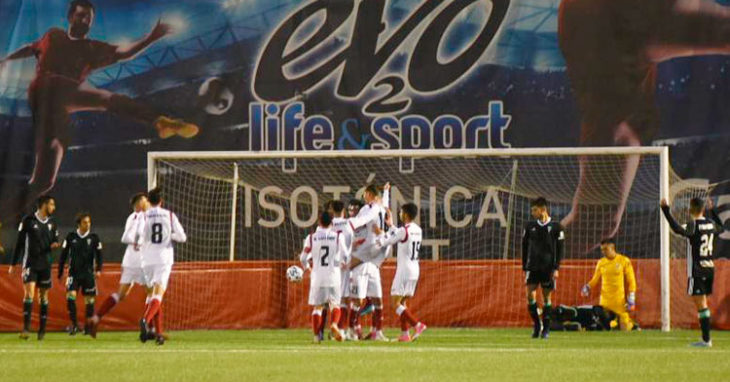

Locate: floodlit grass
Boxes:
[1,328,728,381]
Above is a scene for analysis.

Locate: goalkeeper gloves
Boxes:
[627,292,636,311]
[580,284,590,297]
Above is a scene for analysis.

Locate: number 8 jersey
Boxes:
[137,206,187,266]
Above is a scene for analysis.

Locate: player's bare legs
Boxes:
[562,122,641,246]
[66,84,199,139]
[561,0,730,250]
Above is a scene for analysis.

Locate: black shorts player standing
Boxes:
[58,212,103,335]
[661,197,724,347]
[9,196,60,340]
[522,197,565,339]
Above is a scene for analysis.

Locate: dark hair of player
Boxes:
[689,197,705,215]
[348,199,364,209]
[37,195,55,209]
[600,237,616,246]
[365,184,380,197]
[401,203,418,220]
[324,200,335,212]
[75,212,91,226]
[67,0,95,19]
[130,192,148,208]
[530,197,548,208]
[319,211,333,227]
[330,200,345,214]
[148,187,163,206]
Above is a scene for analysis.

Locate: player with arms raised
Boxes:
[300,211,349,343]
[377,202,427,342]
[348,183,390,341]
[661,197,724,347]
[88,192,152,338]
[522,197,565,339]
[58,212,103,335]
[136,188,187,345]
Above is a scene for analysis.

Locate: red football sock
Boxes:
[331,307,341,326]
[154,307,164,335]
[144,298,161,323]
[312,312,322,335]
[96,295,118,318]
[400,314,409,331]
[374,308,383,330]
[403,308,419,327]
[339,306,349,329]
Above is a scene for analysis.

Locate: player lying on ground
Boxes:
[376,202,427,342]
[661,197,724,347]
[88,192,154,338]
[522,197,565,339]
[551,304,639,331]
[8,196,60,340]
[58,212,103,335]
[136,188,187,345]
[580,238,637,331]
[348,183,391,341]
[300,212,349,343]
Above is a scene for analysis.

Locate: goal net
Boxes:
[146,148,704,331]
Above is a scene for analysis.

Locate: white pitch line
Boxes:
[0,346,727,354]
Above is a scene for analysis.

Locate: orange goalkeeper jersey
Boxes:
[587,254,636,307]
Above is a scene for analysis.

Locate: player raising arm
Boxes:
[376,202,427,342]
[522,197,565,339]
[136,188,187,345]
[660,197,724,347]
[58,213,103,335]
[580,238,637,331]
[300,212,349,343]
[347,183,390,341]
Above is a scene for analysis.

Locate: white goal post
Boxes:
[148,147,673,331]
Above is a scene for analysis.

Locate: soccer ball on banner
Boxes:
[286,265,304,283]
[197,76,234,115]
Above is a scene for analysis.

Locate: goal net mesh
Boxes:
[150,151,702,330]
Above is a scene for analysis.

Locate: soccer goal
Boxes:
[146,147,701,332]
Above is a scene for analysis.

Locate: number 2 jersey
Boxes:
[300,227,349,288]
[378,222,422,280]
[136,206,187,266]
[661,205,724,278]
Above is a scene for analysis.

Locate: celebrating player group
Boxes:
[297,182,426,343]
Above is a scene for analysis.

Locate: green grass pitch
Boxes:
[1,329,729,382]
